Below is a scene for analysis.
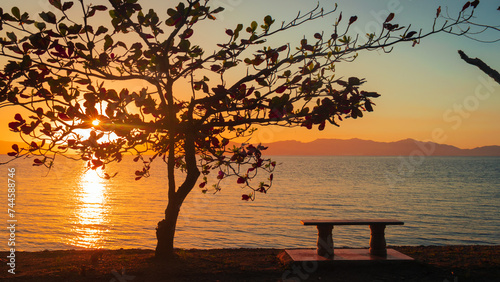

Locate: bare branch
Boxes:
[458,50,500,85]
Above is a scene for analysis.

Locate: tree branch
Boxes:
[458,50,500,85]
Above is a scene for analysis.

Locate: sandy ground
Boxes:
[1,245,499,281]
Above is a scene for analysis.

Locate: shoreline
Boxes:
[1,245,499,281]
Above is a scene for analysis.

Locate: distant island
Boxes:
[260,138,500,156]
[2,138,500,156]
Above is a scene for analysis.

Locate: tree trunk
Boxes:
[155,131,200,259]
[155,198,180,259]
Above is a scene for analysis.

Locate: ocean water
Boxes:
[1,155,499,251]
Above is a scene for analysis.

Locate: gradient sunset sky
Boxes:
[1,0,499,149]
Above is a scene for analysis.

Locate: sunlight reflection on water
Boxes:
[66,166,110,248]
[1,155,499,251]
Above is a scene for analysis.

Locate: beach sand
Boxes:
[1,245,499,281]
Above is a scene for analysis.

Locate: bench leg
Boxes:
[369,224,387,256]
[316,225,334,258]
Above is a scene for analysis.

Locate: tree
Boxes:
[0,0,482,258]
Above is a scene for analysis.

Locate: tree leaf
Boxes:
[75,78,90,85]
[462,2,470,11]
[62,1,74,11]
[104,34,113,51]
[95,26,108,36]
[53,105,65,112]
[264,15,274,26]
[210,65,221,72]
[91,159,103,168]
[14,113,24,122]
[59,23,68,36]
[39,11,57,24]
[349,16,358,25]
[348,77,361,85]
[1,13,16,22]
[276,85,287,93]
[34,22,46,31]
[30,141,39,149]
[212,7,224,14]
[318,121,326,131]
[406,31,417,38]
[92,5,107,11]
[182,28,193,39]
[179,39,190,51]
[385,13,394,23]
[75,42,88,50]
[9,122,20,131]
[66,24,82,35]
[233,23,243,40]
[6,32,17,42]
[361,91,380,98]
[11,7,21,19]
[250,21,257,32]
[49,0,62,10]
[365,101,373,112]
[58,113,72,121]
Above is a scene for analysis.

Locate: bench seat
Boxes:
[301,219,404,226]
[301,219,404,258]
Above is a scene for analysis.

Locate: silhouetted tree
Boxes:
[0,0,483,258]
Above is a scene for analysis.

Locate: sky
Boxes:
[1,0,499,149]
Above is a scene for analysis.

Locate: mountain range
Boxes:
[2,138,500,156]
[260,138,500,156]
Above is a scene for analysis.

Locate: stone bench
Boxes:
[301,219,404,258]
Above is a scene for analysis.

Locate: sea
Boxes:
[1,155,499,251]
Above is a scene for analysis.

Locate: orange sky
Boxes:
[1,0,499,151]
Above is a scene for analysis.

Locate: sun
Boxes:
[73,118,119,142]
